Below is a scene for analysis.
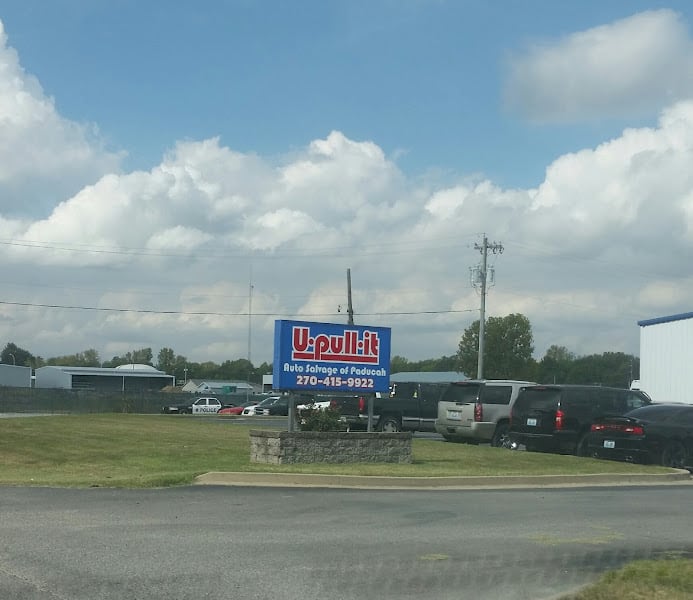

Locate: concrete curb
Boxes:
[194,470,691,490]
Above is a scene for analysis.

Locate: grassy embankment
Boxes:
[562,558,693,600]
[0,414,676,488]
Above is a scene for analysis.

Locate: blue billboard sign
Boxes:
[273,320,391,393]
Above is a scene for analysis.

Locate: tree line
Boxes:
[456,313,638,388]
[391,313,638,388]
[1,312,639,388]
[0,343,272,384]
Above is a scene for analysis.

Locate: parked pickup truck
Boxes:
[334,382,450,432]
[434,380,534,446]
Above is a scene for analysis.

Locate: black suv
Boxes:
[509,385,651,455]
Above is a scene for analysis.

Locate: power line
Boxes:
[0,300,478,318]
[0,233,480,261]
[0,279,453,301]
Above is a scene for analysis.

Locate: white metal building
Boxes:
[35,364,174,391]
[0,364,32,388]
[638,311,693,404]
[181,380,257,394]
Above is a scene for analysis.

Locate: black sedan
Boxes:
[256,395,291,416]
[586,403,693,468]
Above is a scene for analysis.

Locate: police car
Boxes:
[162,397,224,415]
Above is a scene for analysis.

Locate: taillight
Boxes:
[555,409,565,430]
[591,423,644,435]
[474,403,483,422]
[358,396,366,413]
[330,400,337,409]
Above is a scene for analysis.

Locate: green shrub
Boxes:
[299,406,343,432]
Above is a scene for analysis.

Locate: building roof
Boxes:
[198,380,254,389]
[36,365,171,378]
[115,364,158,371]
[637,311,693,327]
[389,371,466,383]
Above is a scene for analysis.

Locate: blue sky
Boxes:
[2,1,693,371]
[4,0,688,188]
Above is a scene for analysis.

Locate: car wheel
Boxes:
[661,441,688,468]
[379,416,402,433]
[491,423,510,448]
[524,441,542,452]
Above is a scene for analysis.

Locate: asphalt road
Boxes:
[1,484,691,600]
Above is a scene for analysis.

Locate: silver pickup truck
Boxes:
[434,380,534,446]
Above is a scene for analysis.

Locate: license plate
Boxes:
[447,410,461,420]
[526,418,537,426]
[603,440,615,449]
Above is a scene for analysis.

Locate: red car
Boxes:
[217,400,259,416]
[217,405,244,415]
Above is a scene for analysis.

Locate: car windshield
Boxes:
[258,397,279,406]
[625,404,690,421]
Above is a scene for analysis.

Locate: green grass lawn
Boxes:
[562,558,693,599]
[0,414,677,488]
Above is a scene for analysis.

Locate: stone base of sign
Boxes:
[249,430,413,465]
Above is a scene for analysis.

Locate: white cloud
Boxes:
[5,14,693,366]
[5,100,693,363]
[0,20,122,217]
[505,10,693,122]
[522,101,693,259]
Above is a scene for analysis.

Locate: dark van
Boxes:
[509,385,651,455]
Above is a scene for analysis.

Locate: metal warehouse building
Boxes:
[0,364,33,388]
[35,364,174,392]
[638,311,693,405]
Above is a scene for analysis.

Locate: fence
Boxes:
[0,388,234,414]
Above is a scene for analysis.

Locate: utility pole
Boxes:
[346,268,355,325]
[473,235,503,379]
[247,263,253,401]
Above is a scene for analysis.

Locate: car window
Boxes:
[481,386,512,405]
[390,383,419,398]
[626,391,649,410]
[563,388,593,408]
[515,388,561,410]
[420,383,445,401]
[440,383,481,403]
[625,404,685,421]
[681,408,693,426]
[597,389,623,413]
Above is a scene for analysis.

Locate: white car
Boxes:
[190,397,223,415]
[296,399,332,412]
[162,396,222,415]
